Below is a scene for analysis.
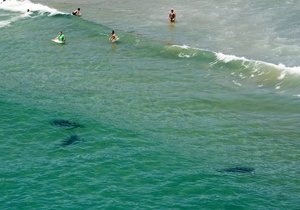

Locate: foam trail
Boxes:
[0,0,67,28]
[0,0,65,15]
[0,13,29,28]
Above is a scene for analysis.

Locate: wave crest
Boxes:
[170,45,300,77]
[0,0,65,14]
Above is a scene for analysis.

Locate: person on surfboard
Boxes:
[169,9,176,22]
[110,30,117,42]
[55,31,66,42]
[72,8,81,16]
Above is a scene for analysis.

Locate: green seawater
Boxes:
[0,3,299,209]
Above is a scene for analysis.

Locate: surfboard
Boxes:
[111,37,119,43]
[52,39,65,44]
[72,13,81,17]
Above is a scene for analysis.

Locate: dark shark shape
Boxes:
[221,167,254,173]
[61,134,81,146]
[52,119,83,129]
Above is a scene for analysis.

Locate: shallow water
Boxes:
[0,0,299,209]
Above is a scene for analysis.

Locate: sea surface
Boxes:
[0,0,299,209]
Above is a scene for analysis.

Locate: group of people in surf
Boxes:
[53,8,116,43]
[53,8,176,43]
[2,1,176,42]
[53,29,116,43]
[52,8,80,43]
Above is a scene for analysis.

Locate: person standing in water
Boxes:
[110,30,117,42]
[169,9,176,22]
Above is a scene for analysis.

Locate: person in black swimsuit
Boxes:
[72,8,81,16]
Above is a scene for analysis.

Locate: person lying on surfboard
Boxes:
[110,30,118,42]
[54,31,66,42]
[169,9,176,22]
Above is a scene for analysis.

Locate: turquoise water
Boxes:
[0,0,299,209]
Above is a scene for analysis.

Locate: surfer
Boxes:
[72,8,81,16]
[110,30,117,42]
[55,31,66,42]
[169,9,176,22]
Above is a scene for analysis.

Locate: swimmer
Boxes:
[72,8,81,16]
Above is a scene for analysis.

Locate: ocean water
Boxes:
[0,0,299,209]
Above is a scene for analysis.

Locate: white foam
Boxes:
[216,52,300,76]
[170,44,300,77]
[0,0,66,28]
[232,80,242,87]
[0,0,64,15]
[0,13,28,27]
[216,52,248,63]
[171,44,190,50]
[171,44,208,52]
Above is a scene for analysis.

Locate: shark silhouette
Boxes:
[61,134,81,146]
[52,119,83,129]
[221,167,254,173]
